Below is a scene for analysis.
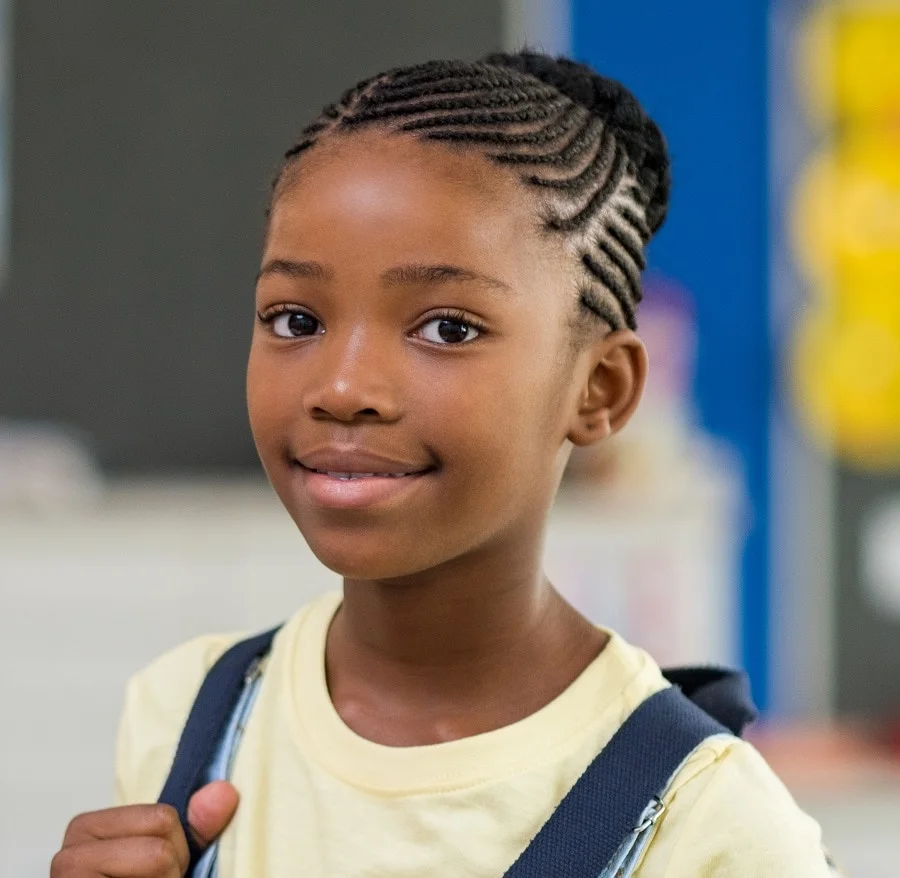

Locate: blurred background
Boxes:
[1,0,898,874]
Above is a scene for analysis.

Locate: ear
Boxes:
[566,330,648,447]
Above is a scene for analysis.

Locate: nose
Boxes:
[303,325,402,423]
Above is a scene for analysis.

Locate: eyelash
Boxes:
[423,308,488,340]
[256,303,306,324]
[255,305,488,342]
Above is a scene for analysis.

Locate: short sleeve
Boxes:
[663,739,833,877]
[113,633,243,805]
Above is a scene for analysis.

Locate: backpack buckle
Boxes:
[633,797,665,833]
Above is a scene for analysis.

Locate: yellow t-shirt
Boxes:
[115,591,831,876]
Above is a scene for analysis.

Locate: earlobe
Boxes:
[568,413,612,448]
[566,330,648,448]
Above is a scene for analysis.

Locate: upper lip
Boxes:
[296,448,433,475]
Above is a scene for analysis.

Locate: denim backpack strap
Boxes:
[502,685,731,878]
[157,626,282,873]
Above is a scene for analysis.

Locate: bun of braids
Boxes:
[275,50,674,331]
[482,51,671,234]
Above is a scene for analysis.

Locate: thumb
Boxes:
[186,780,240,850]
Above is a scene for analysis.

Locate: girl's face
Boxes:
[248,131,593,580]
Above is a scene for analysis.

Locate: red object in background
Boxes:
[881,716,900,759]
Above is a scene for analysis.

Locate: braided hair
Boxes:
[271,51,671,332]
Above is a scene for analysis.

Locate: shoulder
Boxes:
[114,631,246,804]
[114,594,336,805]
[652,736,832,876]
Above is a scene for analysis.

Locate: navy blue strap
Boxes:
[158,624,753,878]
[662,666,756,736]
[158,627,280,871]
[502,685,729,878]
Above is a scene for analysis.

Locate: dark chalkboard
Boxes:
[0,1,503,472]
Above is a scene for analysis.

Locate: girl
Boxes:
[52,51,835,876]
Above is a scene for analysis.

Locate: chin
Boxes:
[300,527,429,581]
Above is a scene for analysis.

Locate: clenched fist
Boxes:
[50,781,239,877]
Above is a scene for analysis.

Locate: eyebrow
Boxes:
[257,259,511,294]
[257,259,333,283]
[381,263,512,293]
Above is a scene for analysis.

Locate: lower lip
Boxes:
[296,465,431,509]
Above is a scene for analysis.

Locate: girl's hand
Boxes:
[50,780,239,877]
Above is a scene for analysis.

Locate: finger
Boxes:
[62,805,189,873]
[50,836,182,877]
[187,781,240,850]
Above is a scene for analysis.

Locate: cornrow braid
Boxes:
[272,51,671,332]
[401,101,584,147]
[395,98,568,131]
[528,124,616,193]
[544,146,629,233]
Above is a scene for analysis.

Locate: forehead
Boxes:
[265,130,567,285]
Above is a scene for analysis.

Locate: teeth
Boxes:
[320,471,409,480]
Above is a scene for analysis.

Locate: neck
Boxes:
[325,529,607,744]
[339,540,552,670]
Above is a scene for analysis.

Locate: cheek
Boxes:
[428,346,569,502]
[246,345,295,457]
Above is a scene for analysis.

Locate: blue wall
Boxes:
[572,1,771,709]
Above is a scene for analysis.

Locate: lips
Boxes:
[292,447,436,509]
[303,469,409,480]
[296,448,433,477]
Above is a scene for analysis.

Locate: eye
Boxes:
[417,315,482,345]
[267,309,323,339]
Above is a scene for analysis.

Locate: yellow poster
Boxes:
[792,3,900,468]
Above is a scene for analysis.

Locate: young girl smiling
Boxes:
[52,51,835,877]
